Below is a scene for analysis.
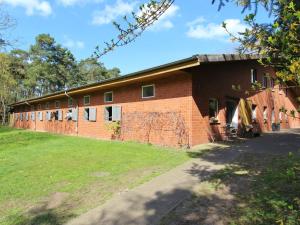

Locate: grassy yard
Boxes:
[0,127,189,225]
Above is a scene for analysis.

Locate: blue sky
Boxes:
[1,0,271,74]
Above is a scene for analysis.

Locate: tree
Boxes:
[9,49,30,100]
[225,0,300,87]
[78,57,120,84]
[0,53,16,125]
[6,34,121,102]
[95,0,300,87]
[28,34,79,96]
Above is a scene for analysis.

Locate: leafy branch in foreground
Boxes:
[223,0,300,86]
[96,0,300,90]
[94,0,275,58]
[0,9,16,50]
[94,0,174,58]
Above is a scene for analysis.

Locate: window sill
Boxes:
[142,96,155,99]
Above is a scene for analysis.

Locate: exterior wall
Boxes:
[12,72,193,147]
[12,60,300,147]
[13,100,77,135]
[190,60,300,146]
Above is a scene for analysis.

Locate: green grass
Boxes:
[0,127,189,225]
[227,153,300,225]
[208,152,300,225]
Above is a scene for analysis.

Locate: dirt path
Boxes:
[66,129,300,225]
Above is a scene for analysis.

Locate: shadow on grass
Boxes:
[7,207,75,225]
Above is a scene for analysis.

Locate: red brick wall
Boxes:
[12,60,300,147]
[190,60,300,146]
[13,72,193,147]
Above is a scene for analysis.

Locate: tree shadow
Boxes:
[7,208,75,225]
[68,129,300,225]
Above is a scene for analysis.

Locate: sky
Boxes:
[0,0,271,74]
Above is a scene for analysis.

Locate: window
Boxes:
[68,98,73,107]
[38,112,43,121]
[20,113,23,121]
[209,99,218,120]
[46,111,52,121]
[45,102,50,109]
[84,95,90,105]
[66,109,72,121]
[142,85,155,98]
[54,111,59,120]
[104,107,112,121]
[270,78,275,89]
[55,101,60,108]
[226,100,238,126]
[104,91,113,103]
[53,110,63,121]
[72,108,78,121]
[31,112,35,121]
[38,104,42,110]
[252,105,257,121]
[25,112,29,121]
[271,108,275,123]
[84,108,89,120]
[251,69,257,83]
[84,107,97,121]
[104,106,121,122]
[262,74,268,88]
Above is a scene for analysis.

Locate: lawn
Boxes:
[0,127,189,225]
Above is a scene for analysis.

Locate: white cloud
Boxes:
[92,0,137,25]
[57,0,103,7]
[186,17,247,41]
[63,36,85,49]
[148,4,179,31]
[0,0,52,16]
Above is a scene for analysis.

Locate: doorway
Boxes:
[226,100,238,128]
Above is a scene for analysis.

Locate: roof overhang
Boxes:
[10,54,261,107]
[10,56,200,107]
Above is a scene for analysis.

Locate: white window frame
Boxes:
[142,84,155,99]
[55,101,60,109]
[83,95,90,106]
[251,69,257,84]
[104,91,113,103]
[262,74,268,88]
[104,105,121,122]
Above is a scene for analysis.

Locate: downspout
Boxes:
[64,91,79,136]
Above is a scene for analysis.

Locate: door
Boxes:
[226,100,238,128]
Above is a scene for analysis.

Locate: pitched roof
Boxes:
[10,54,260,106]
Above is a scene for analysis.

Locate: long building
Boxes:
[10,54,300,147]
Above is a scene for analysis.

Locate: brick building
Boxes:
[10,54,300,147]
